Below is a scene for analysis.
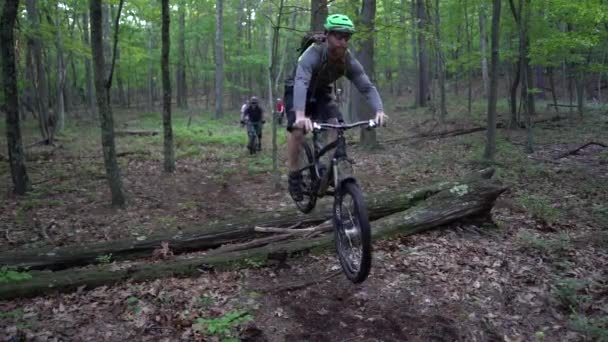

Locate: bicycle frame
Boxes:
[308,120,377,197]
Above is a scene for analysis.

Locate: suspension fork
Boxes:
[332,132,355,189]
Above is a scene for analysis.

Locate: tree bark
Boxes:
[26,0,54,144]
[0,169,496,271]
[2,0,31,195]
[176,1,187,109]
[416,0,429,107]
[0,178,506,300]
[465,0,472,114]
[83,11,95,112]
[358,0,378,147]
[90,0,125,207]
[479,3,489,97]
[214,0,224,118]
[484,0,501,161]
[147,25,156,110]
[433,0,447,119]
[53,3,66,132]
[310,0,328,31]
[411,0,419,105]
[161,0,175,173]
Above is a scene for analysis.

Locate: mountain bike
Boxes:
[244,120,264,155]
[290,120,378,283]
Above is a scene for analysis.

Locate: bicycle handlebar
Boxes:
[312,120,378,131]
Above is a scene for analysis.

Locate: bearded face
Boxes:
[327,31,351,62]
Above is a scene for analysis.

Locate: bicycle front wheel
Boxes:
[333,181,372,283]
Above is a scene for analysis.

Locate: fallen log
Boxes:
[0,178,506,300]
[115,130,159,136]
[0,169,495,271]
[554,142,607,159]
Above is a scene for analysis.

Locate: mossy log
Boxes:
[0,178,506,300]
[0,169,494,272]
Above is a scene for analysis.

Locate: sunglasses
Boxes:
[331,32,352,41]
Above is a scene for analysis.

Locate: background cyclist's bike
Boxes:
[243,120,264,155]
[290,120,377,283]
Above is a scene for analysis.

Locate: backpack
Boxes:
[297,32,326,55]
[284,32,327,91]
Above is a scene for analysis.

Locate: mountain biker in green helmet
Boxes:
[284,14,387,201]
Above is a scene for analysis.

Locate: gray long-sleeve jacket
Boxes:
[286,43,384,113]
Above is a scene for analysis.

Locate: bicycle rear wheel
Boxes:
[247,130,257,155]
[333,181,372,283]
[291,141,317,213]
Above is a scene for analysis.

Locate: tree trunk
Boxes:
[575,72,584,118]
[433,0,447,119]
[411,0,419,105]
[83,11,95,112]
[53,3,66,132]
[484,0,501,161]
[310,0,328,31]
[479,3,489,98]
[269,1,284,190]
[0,177,505,300]
[1,169,497,272]
[358,0,378,147]
[176,1,187,109]
[147,26,156,110]
[547,67,559,113]
[26,0,54,144]
[465,0,472,114]
[161,0,175,172]
[214,0,224,118]
[274,11,297,94]
[416,0,429,107]
[2,0,31,195]
[398,0,408,96]
[90,0,125,207]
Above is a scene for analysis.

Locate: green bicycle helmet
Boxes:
[324,14,355,34]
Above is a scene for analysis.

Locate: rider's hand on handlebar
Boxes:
[294,111,312,132]
[375,111,388,127]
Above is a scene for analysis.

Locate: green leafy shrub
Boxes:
[194,310,253,339]
[0,267,32,283]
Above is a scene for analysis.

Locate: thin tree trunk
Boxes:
[484,0,501,161]
[147,26,155,110]
[508,0,522,128]
[548,66,559,113]
[416,0,429,107]
[26,0,54,144]
[599,52,606,103]
[214,0,224,118]
[434,0,447,119]
[575,73,584,118]
[411,0,419,105]
[398,0,408,96]
[275,11,297,94]
[161,0,175,172]
[269,0,283,189]
[2,0,31,195]
[176,1,187,109]
[359,0,378,147]
[53,3,66,132]
[464,0,472,114]
[90,0,125,207]
[479,3,489,98]
[83,12,95,112]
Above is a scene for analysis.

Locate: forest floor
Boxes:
[1,101,608,341]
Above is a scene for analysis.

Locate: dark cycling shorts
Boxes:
[284,87,342,132]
